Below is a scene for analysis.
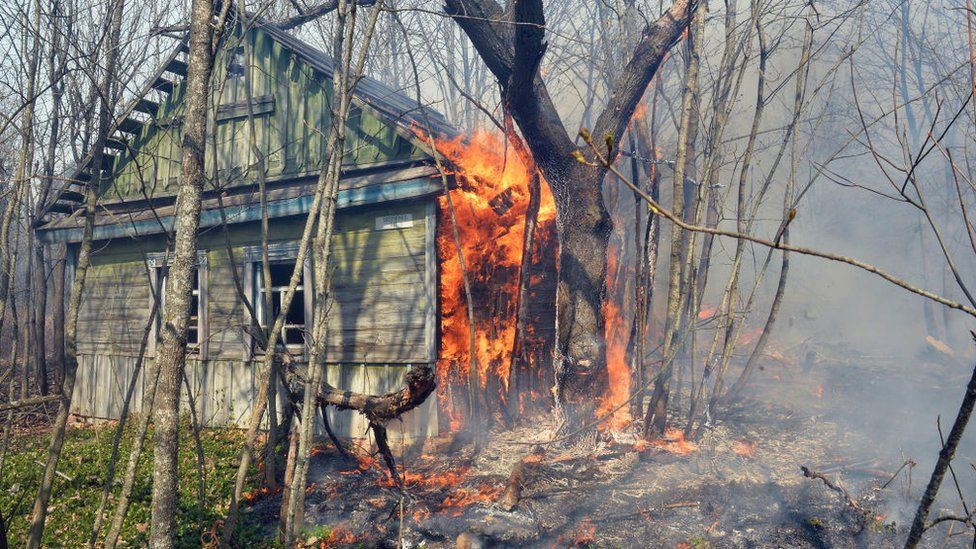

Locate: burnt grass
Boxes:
[242,354,975,548]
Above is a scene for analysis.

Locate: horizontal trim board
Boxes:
[38,177,441,243]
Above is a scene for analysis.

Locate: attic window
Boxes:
[227,47,245,78]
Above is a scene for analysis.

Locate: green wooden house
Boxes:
[36,18,455,439]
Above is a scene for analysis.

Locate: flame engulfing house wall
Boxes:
[432,131,561,432]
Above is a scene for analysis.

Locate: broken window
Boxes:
[227,46,245,78]
[255,261,307,347]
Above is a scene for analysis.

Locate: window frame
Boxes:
[243,243,314,361]
[147,250,209,359]
[226,46,246,79]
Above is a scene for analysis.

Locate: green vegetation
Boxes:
[0,419,263,547]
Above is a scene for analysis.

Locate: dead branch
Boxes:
[880,459,917,490]
[500,447,546,511]
[801,465,863,514]
[579,134,976,319]
[275,0,377,30]
[0,394,60,413]
[905,351,976,548]
[314,364,436,424]
[802,465,872,534]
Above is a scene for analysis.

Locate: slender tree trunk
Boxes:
[51,246,66,384]
[645,2,705,437]
[904,360,976,548]
[0,0,41,358]
[148,0,217,542]
[695,18,768,422]
[235,7,281,490]
[507,169,540,420]
[282,2,381,541]
[27,0,124,544]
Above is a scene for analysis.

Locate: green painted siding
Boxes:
[76,200,434,364]
[106,26,424,201]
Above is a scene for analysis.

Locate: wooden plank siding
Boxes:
[106,25,424,202]
[71,199,439,438]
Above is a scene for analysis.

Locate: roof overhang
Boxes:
[37,164,445,244]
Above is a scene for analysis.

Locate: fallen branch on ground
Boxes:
[801,465,871,532]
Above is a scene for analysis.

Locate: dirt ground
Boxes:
[245,350,976,548]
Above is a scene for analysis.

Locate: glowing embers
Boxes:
[636,428,699,456]
[346,453,502,520]
[731,439,757,458]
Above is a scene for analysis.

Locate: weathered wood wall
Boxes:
[72,199,438,438]
[108,24,424,200]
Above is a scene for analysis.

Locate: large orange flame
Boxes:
[432,130,556,431]
[598,236,633,431]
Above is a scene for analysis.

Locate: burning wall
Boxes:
[432,131,558,431]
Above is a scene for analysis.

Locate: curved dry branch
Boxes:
[314,364,436,425]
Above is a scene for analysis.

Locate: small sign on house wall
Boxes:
[375,213,414,230]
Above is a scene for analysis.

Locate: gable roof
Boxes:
[37,15,456,243]
[260,19,455,140]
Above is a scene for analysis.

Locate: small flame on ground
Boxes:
[647,428,699,455]
[732,440,757,458]
[377,468,468,489]
[572,517,597,546]
[816,384,824,399]
[318,526,356,548]
[441,485,503,516]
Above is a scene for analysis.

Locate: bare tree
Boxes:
[27,0,126,544]
[442,0,695,437]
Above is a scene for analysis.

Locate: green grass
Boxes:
[0,418,264,547]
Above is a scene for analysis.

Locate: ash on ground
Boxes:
[245,351,976,548]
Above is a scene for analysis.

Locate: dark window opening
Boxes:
[227,47,245,78]
[158,267,202,346]
[256,261,306,347]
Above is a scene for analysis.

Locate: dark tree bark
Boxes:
[149,0,219,544]
[444,0,694,434]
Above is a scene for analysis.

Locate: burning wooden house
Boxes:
[35,19,556,439]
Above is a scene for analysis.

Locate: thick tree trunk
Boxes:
[445,0,694,436]
[149,0,216,544]
[551,164,611,435]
